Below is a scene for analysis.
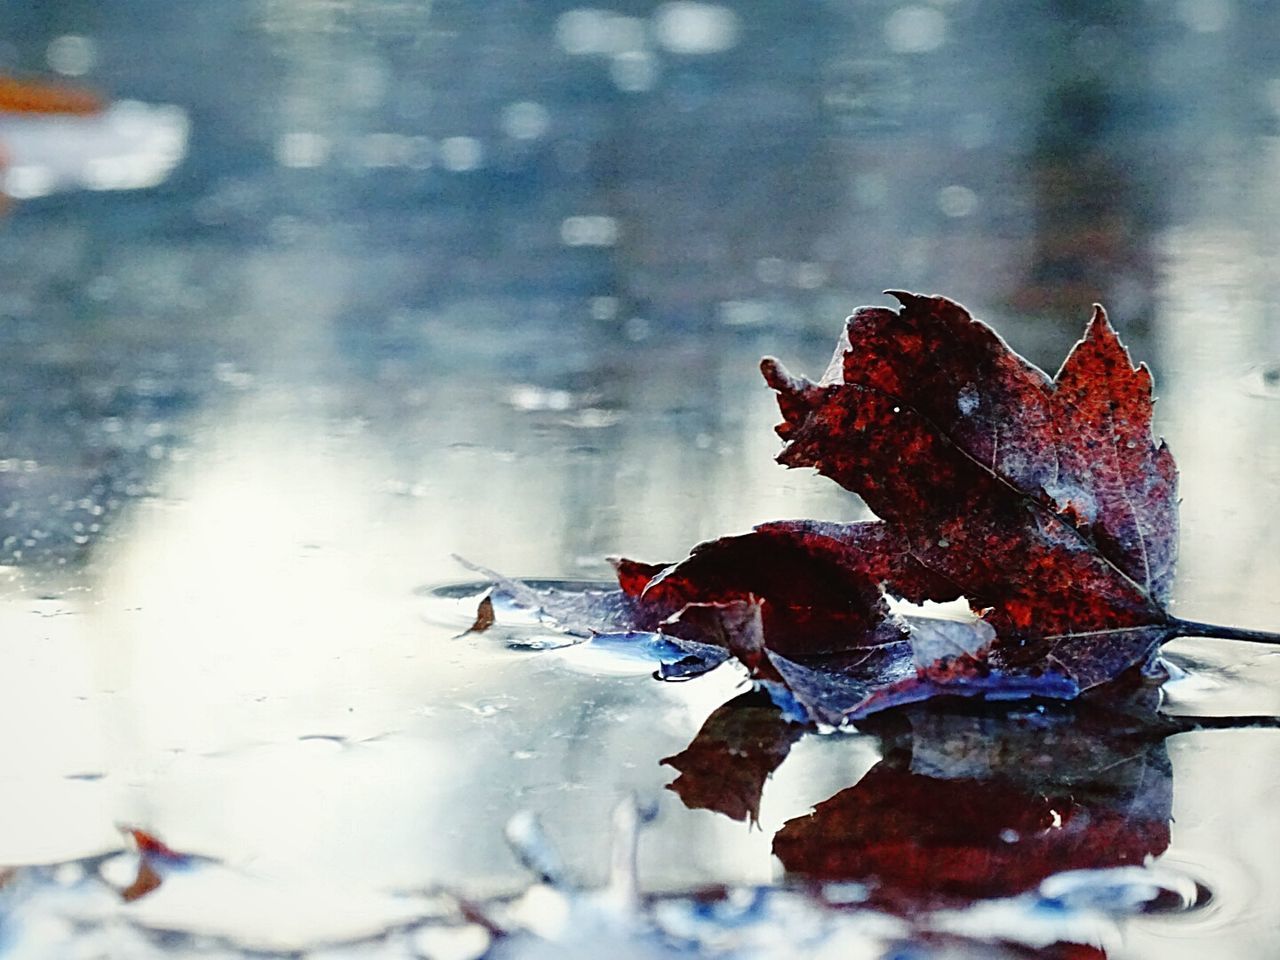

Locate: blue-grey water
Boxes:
[0,2,1278,957]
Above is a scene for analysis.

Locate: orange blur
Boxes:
[0,75,103,116]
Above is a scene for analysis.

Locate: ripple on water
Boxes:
[1160,639,1280,717]
[1131,849,1255,942]
[1240,361,1280,399]
[928,863,1211,953]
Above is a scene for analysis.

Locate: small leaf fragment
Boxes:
[463,594,496,636]
[127,827,186,863]
[121,861,163,903]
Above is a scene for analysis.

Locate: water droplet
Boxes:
[1241,361,1280,399]
[560,215,620,247]
[938,184,979,218]
[653,2,740,55]
[46,34,95,76]
[462,700,510,719]
[885,6,947,54]
[412,924,491,960]
[612,50,659,92]
[276,132,329,168]
[439,136,483,172]
[501,101,550,141]
[1178,0,1232,33]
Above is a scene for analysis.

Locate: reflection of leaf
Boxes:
[118,828,189,904]
[121,861,163,903]
[614,294,1280,722]
[773,708,1172,906]
[661,691,804,823]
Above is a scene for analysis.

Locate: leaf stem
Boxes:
[1164,714,1280,733]
[1167,617,1280,647]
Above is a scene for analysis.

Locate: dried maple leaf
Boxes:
[616,293,1280,723]
[762,293,1174,652]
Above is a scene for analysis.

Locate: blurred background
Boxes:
[0,1,1278,957]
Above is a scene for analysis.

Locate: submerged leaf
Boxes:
[117,827,190,904]
[121,861,163,903]
[126,827,187,863]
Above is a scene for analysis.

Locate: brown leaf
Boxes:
[462,594,496,636]
[121,861,163,903]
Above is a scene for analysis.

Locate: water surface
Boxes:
[1,2,1279,957]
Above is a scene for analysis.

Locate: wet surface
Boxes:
[1,2,1280,957]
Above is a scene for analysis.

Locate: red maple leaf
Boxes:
[617,293,1280,723]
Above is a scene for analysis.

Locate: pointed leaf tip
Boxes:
[884,289,920,307]
[1087,302,1113,335]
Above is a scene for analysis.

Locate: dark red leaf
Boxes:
[775,767,1167,900]
[118,827,189,904]
[761,293,1172,642]
[615,520,949,656]
[605,293,1266,722]
[656,596,1134,725]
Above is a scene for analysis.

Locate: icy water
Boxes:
[2,2,1280,957]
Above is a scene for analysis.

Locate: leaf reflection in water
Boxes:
[772,708,1172,905]
[664,695,1212,956]
[661,690,806,824]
